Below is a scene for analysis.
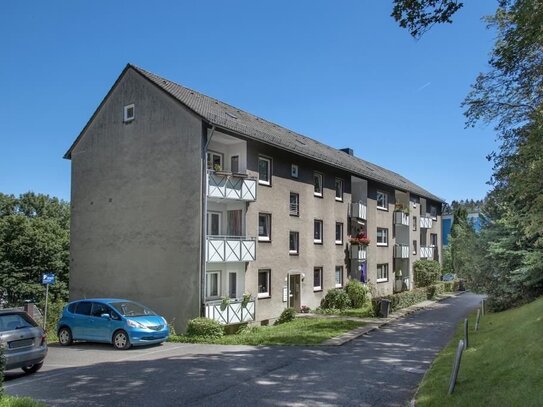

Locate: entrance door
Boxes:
[289,274,301,311]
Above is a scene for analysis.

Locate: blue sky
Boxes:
[0,1,498,203]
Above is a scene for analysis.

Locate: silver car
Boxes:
[0,310,47,374]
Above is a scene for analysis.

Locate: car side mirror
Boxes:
[101,314,110,319]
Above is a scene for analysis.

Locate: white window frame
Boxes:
[257,269,271,298]
[228,272,237,299]
[314,219,323,244]
[207,151,223,171]
[207,212,222,236]
[335,178,344,201]
[376,227,388,246]
[291,164,299,178]
[430,233,438,247]
[430,205,437,220]
[289,231,299,255]
[123,104,135,123]
[258,156,271,186]
[376,190,388,211]
[413,240,418,255]
[335,266,343,288]
[258,213,271,241]
[206,271,221,299]
[335,222,343,245]
[313,267,323,291]
[314,172,323,197]
[289,192,299,216]
[377,264,389,283]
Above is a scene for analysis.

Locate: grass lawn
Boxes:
[169,317,364,346]
[416,296,543,406]
[315,304,374,318]
[0,396,45,407]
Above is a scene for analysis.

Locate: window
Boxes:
[314,172,323,197]
[91,303,110,318]
[231,156,239,173]
[413,216,417,232]
[335,179,344,201]
[314,219,323,244]
[430,233,438,247]
[207,151,223,171]
[258,156,271,185]
[413,240,417,255]
[75,302,92,315]
[289,231,299,254]
[335,222,343,244]
[123,104,135,123]
[377,228,388,246]
[313,267,323,291]
[258,269,271,298]
[430,205,438,219]
[376,191,388,210]
[258,213,271,241]
[377,264,389,282]
[206,271,221,298]
[207,212,221,236]
[335,266,343,288]
[291,164,299,178]
[289,192,299,216]
[229,272,237,298]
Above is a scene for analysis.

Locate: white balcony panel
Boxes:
[394,211,410,226]
[420,246,434,259]
[351,202,367,221]
[205,299,256,325]
[207,172,256,202]
[420,217,433,229]
[207,236,256,263]
[350,245,367,260]
[394,244,410,259]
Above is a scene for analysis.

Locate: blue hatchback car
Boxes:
[57,299,169,350]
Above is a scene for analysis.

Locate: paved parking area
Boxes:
[5,293,483,406]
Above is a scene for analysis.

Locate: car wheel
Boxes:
[113,330,131,350]
[22,362,43,374]
[58,327,73,346]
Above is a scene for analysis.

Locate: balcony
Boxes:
[206,236,256,263]
[394,244,410,259]
[394,211,410,226]
[350,245,367,261]
[351,202,367,221]
[205,298,256,325]
[207,171,257,202]
[420,216,433,229]
[420,246,434,259]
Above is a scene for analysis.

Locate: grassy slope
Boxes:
[170,318,364,346]
[416,296,543,406]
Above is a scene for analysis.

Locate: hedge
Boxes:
[372,287,428,313]
[413,259,441,287]
[186,317,224,338]
[426,282,445,299]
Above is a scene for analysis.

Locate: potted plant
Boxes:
[220,296,230,311]
[241,293,252,308]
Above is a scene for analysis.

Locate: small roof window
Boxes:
[124,104,135,123]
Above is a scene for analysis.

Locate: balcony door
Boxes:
[227,210,243,236]
[207,212,221,236]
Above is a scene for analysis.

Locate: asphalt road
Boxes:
[4,292,483,406]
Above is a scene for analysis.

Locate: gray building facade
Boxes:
[65,64,444,332]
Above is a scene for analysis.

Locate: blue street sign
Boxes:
[42,273,55,285]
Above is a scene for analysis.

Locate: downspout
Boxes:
[200,124,215,316]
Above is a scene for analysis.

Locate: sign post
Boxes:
[42,273,55,329]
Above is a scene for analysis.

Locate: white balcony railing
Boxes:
[351,202,367,221]
[350,245,367,260]
[207,171,257,201]
[394,211,410,226]
[420,216,433,229]
[206,236,256,263]
[394,244,410,259]
[205,299,256,325]
[420,246,434,259]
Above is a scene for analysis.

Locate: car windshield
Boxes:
[110,301,156,317]
[0,313,36,332]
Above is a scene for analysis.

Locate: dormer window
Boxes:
[124,104,135,123]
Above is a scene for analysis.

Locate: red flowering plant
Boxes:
[349,234,370,247]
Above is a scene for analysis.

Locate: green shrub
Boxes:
[320,288,351,310]
[345,279,371,308]
[373,288,428,313]
[186,317,224,338]
[442,280,460,292]
[274,308,296,325]
[413,260,441,287]
[315,307,341,315]
[427,282,445,299]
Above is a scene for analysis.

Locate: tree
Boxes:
[0,193,70,307]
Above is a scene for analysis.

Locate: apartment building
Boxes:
[65,64,443,332]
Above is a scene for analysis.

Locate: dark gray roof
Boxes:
[68,64,444,203]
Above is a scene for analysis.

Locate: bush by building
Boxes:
[413,260,441,287]
[320,289,351,310]
[186,317,224,338]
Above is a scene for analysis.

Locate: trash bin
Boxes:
[380,299,391,318]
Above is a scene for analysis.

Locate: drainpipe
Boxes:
[200,124,215,316]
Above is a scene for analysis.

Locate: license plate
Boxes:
[9,338,34,349]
